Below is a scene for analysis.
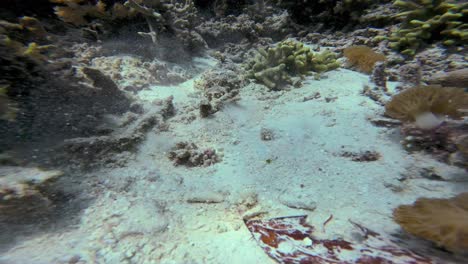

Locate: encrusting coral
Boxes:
[385,85,468,129]
[393,192,468,253]
[246,40,340,90]
[343,45,386,74]
[389,0,468,56]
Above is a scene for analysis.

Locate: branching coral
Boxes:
[389,0,468,56]
[246,40,340,90]
[124,0,206,52]
[393,192,468,253]
[343,45,386,74]
[385,85,468,129]
[50,0,136,26]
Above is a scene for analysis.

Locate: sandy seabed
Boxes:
[1,57,466,264]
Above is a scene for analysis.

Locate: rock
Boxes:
[427,69,468,88]
[279,192,317,211]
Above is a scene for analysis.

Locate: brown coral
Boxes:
[343,45,385,74]
[393,193,468,253]
[385,85,468,128]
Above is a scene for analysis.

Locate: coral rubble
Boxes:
[168,141,220,167]
[195,64,244,114]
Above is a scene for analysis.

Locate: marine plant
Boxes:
[343,45,386,74]
[385,85,468,129]
[246,40,340,90]
[389,0,468,56]
[393,192,468,253]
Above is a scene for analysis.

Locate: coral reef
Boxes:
[168,141,220,167]
[395,62,422,88]
[196,10,293,48]
[0,166,63,223]
[389,0,468,56]
[274,0,388,30]
[370,61,388,91]
[123,0,207,53]
[50,0,136,26]
[399,121,467,167]
[387,45,468,86]
[393,192,468,253]
[91,55,190,91]
[385,85,468,129]
[195,64,244,114]
[246,40,340,90]
[343,45,386,74]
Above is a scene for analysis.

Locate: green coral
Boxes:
[389,0,468,56]
[246,40,340,90]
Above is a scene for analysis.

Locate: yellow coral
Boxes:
[343,45,385,74]
[393,193,468,253]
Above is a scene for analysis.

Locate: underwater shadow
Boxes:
[0,173,95,253]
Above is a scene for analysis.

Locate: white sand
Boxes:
[1,58,466,264]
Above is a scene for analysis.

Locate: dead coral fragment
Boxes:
[340,150,381,162]
[385,85,468,128]
[393,192,468,253]
[343,45,385,74]
[168,142,220,167]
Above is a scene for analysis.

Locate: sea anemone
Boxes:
[393,192,468,253]
[385,85,468,129]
